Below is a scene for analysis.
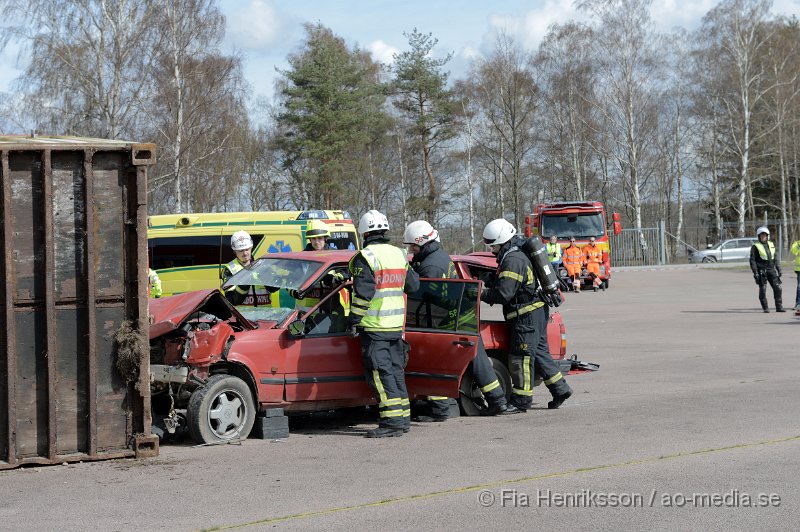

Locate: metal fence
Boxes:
[610,223,666,267]
[611,219,793,267]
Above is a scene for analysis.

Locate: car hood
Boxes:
[148,290,253,339]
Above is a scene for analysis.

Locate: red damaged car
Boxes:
[148,250,571,443]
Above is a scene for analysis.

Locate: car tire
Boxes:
[702,256,717,263]
[458,356,512,416]
[188,374,256,444]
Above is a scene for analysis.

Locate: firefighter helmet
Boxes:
[756,226,769,237]
[403,220,438,246]
[306,220,330,239]
[231,230,253,251]
[358,210,389,235]
[482,218,516,246]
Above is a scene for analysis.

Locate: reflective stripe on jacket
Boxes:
[584,245,602,264]
[350,243,409,332]
[563,246,582,266]
[753,241,776,261]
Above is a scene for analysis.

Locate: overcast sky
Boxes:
[1,1,798,106]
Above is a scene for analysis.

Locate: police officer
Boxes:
[222,230,271,307]
[404,220,513,420]
[481,218,572,411]
[349,210,420,438]
[750,226,784,313]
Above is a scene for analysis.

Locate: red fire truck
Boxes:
[525,201,621,290]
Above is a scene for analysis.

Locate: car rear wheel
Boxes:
[188,374,256,444]
[458,356,512,416]
[702,256,717,263]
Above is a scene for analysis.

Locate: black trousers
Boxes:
[508,306,570,409]
[470,336,506,407]
[757,269,783,310]
[361,331,410,429]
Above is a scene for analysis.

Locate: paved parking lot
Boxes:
[1,265,798,530]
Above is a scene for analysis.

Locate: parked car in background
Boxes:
[688,238,757,263]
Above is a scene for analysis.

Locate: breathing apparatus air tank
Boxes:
[520,237,562,307]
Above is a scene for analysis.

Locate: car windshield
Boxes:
[222,257,324,290]
[540,213,605,238]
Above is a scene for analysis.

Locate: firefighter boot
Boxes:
[366,427,405,438]
[548,385,573,410]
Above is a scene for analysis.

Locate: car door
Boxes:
[719,240,740,261]
[404,279,480,398]
[732,239,754,261]
[282,285,369,403]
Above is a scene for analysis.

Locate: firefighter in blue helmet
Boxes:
[348,210,420,438]
[481,218,572,412]
[404,220,515,418]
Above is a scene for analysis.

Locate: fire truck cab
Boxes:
[525,201,621,290]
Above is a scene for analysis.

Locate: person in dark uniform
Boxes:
[404,220,514,418]
[750,226,784,313]
[349,210,420,438]
[481,218,573,412]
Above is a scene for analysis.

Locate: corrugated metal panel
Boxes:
[0,138,158,469]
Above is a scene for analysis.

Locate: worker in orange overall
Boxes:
[562,237,583,293]
[583,236,604,292]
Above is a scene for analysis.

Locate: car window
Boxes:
[406,279,480,333]
[738,240,755,248]
[301,289,350,336]
[721,240,739,250]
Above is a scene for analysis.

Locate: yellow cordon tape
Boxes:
[203,434,800,530]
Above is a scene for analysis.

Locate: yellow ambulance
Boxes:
[148,210,359,296]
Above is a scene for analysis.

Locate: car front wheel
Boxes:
[702,256,717,263]
[188,374,256,444]
[458,356,512,416]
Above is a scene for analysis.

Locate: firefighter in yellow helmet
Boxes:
[304,220,330,251]
[349,210,420,438]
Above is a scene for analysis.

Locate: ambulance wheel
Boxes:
[458,356,512,416]
[188,374,256,444]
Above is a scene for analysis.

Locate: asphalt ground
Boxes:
[1,265,798,531]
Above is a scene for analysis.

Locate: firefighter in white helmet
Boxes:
[750,226,784,312]
[404,220,513,417]
[481,218,572,411]
[222,230,271,307]
[348,210,420,438]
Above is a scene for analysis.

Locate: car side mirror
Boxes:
[288,319,306,338]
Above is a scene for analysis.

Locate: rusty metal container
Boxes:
[0,135,159,469]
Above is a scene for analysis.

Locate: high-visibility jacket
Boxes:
[349,243,412,332]
[148,268,162,298]
[791,240,800,272]
[223,258,272,307]
[563,246,583,276]
[546,242,562,263]
[583,244,603,264]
